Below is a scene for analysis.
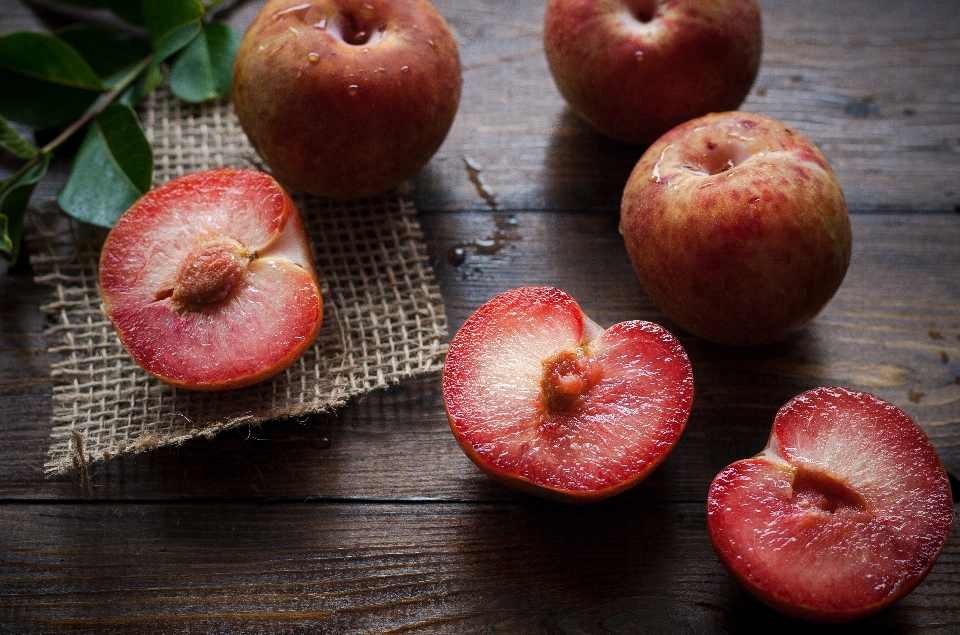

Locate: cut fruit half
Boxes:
[99,168,323,391]
[442,286,694,503]
[707,386,954,623]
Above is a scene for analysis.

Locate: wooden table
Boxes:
[2,0,959,631]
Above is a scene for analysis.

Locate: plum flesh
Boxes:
[707,387,954,622]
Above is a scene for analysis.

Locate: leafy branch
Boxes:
[0,0,243,264]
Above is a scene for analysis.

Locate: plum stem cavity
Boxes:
[170,236,251,314]
[629,0,660,23]
[540,347,601,413]
[333,12,382,46]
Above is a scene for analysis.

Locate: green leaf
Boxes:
[58,103,153,228]
[155,22,203,69]
[0,152,50,264]
[56,25,152,88]
[0,115,38,159]
[143,0,204,50]
[205,21,240,96]
[168,21,240,103]
[0,32,103,88]
[117,63,163,108]
[0,32,105,129]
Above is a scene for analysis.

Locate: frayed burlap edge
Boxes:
[30,87,448,477]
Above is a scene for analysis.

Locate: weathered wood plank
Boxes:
[2,213,957,500]
[1,502,958,633]
[414,0,960,213]
[3,0,959,214]
[1,1,958,630]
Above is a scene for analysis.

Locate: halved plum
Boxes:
[707,386,954,622]
[442,286,694,503]
[99,168,323,391]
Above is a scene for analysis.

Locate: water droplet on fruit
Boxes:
[347,84,359,95]
[314,19,327,29]
[651,144,672,183]
[308,52,320,62]
[317,437,332,449]
[400,65,410,74]
[289,26,300,36]
[272,3,312,21]
[635,50,644,60]
[447,246,466,266]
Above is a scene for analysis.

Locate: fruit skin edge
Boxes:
[443,400,685,504]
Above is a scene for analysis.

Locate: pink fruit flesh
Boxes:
[99,168,323,391]
[707,387,954,623]
[442,286,694,502]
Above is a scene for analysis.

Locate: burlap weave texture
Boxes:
[31,87,448,476]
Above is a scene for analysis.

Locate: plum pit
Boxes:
[170,236,251,313]
[540,347,601,413]
[790,466,868,515]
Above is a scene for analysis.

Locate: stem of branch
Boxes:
[1,54,154,192]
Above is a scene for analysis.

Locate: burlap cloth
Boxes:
[30,87,448,478]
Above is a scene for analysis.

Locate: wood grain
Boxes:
[3,1,959,214]
[2,0,960,632]
[1,502,958,633]
[414,0,960,213]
